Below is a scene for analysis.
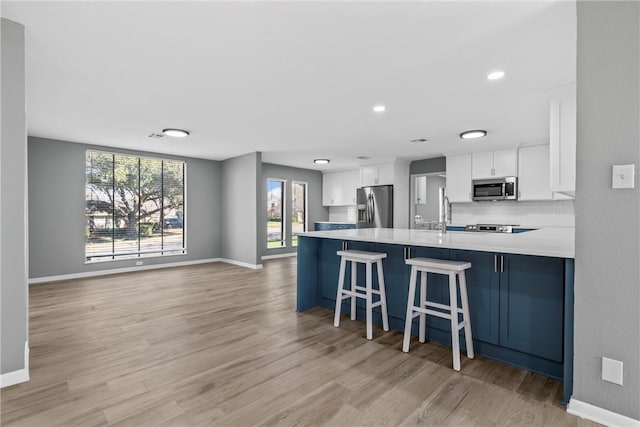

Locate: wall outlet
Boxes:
[612,164,635,189]
[135,261,143,266]
[602,357,623,385]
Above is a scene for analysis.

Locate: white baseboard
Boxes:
[29,258,222,284]
[262,252,297,260]
[1,342,29,388]
[218,258,263,269]
[568,398,640,426]
[29,257,267,284]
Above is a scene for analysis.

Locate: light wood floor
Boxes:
[1,258,598,426]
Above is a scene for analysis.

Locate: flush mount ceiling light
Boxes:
[162,128,190,138]
[460,130,487,139]
[373,104,386,113]
[487,70,505,80]
[314,159,330,165]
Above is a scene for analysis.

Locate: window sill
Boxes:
[84,251,188,264]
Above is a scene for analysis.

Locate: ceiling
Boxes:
[1,1,576,171]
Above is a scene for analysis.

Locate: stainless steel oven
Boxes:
[472,177,518,201]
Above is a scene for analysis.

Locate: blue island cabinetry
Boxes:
[297,235,574,404]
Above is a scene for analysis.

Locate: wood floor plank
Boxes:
[0,258,599,426]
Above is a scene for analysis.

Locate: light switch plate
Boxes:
[612,164,635,189]
[602,357,624,385]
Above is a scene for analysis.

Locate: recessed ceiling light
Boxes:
[487,71,505,80]
[314,159,330,165]
[460,130,487,139]
[373,105,386,113]
[410,138,428,143]
[356,156,371,160]
[162,128,190,138]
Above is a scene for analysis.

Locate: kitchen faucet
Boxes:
[438,187,451,233]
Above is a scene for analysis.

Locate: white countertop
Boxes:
[300,227,575,258]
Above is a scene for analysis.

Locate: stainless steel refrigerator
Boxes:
[356,185,393,228]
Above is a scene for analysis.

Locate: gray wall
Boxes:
[574,1,640,420]
[409,156,446,175]
[260,162,328,257]
[1,18,28,374]
[28,137,222,278]
[220,152,261,266]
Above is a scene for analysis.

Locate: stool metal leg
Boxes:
[449,272,461,371]
[376,260,389,332]
[350,261,357,320]
[365,261,373,340]
[419,271,427,343]
[402,266,418,352]
[458,271,474,359]
[334,257,347,328]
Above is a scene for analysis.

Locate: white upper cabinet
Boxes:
[361,162,394,187]
[415,176,427,205]
[446,154,473,203]
[550,83,576,197]
[518,145,553,201]
[472,149,517,179]
[322,169,360,206]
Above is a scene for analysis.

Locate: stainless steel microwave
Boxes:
[472,177,518,201]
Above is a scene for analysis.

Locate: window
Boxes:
[85,150,185,261]
[291,181,307,247]
[266,179,285,248]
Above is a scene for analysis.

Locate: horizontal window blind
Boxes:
[85,150,186,261]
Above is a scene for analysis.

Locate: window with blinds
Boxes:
[85,150,186,262]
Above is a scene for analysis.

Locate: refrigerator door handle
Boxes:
[370,196,375,224]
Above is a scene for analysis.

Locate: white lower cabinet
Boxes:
[446,154,473,202]
[322,169,359,206]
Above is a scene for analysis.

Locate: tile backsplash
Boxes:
[451,200,575,227]
[328,205,357,222]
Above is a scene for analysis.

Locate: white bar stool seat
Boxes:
[334,250,389,340]
[402,257,474,371]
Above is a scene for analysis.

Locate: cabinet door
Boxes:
[322,172,339,206]
[337,169,359,205]
[375,243,411,323]
[518,145,553,201]
[472,152,494,179]
[415,176,427,205]
[446,154,472,202]
[450,250,500,345]
[550,83,576,196]
[318,239,343,301]
[361,166,379,187]
[493,149,517,178]
[499,254,564,362]
[322,170,359,206]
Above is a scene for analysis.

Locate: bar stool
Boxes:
[402,257,474,371]
[334,250,389,340]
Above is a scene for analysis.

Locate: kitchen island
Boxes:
[296,227,575,404]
